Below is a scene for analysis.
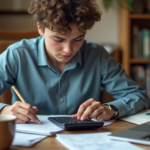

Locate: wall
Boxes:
[0,0,119,45]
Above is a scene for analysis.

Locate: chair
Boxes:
[0,30,39,104]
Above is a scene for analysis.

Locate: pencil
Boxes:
[12,86,41,125]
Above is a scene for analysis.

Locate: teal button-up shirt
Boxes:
[0,36,149,117]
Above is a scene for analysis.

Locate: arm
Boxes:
[73,46,150,120]
[0,47,39,123]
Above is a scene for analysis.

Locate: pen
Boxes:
[12,86,41,125]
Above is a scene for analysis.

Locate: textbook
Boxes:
[16,115,63,136]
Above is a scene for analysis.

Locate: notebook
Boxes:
[16,115,63,136]
[108,122,150,145]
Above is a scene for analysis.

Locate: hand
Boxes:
[72,98,114,121]
[0,101,39,124]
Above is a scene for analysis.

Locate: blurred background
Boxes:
[0,0,119,45]
[1,0,150,102]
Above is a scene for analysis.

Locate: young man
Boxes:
[0,0,149,124]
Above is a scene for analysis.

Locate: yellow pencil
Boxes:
[12,86,41,125]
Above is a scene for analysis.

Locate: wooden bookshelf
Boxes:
[119,9,150,76]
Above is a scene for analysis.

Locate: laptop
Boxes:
[108,122,150,145]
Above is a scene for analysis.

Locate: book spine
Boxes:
[132,25,139,58]
[137,30,143,58]
[143,29,150,58]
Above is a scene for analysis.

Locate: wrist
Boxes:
[0,105,11,115]
[103,104,119,119]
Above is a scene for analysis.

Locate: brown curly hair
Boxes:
[28,0,101,35]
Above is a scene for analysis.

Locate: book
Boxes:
[143,29,150,58]
[132,25,139,58]
[16,115,63,136]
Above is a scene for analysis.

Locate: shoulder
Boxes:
[81,40,108,57]
[7,36,43,53]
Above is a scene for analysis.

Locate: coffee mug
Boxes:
[0,115,16,150]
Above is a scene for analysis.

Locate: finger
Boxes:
[77,98,95,119]
[89,105,105,119]
[16,105,39,123]
[72,114,77,118]
[16,113,30,123]
[80,101,101,121]
[17,118,27,124]
[32,106,38,112]
[18,102,36,115]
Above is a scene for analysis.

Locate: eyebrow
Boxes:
[51,34,85,40]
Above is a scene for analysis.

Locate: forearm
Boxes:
[104,91,150,118]
[0,105,11,115]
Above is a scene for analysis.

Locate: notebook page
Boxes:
[16,115,63,136]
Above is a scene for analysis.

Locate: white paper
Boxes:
[120,109,150,125]
[92,118,115,126]
[12,132,47,147]
[56,133,145,150]
[16,115,63,135]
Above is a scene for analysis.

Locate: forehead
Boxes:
[45,23,86,38]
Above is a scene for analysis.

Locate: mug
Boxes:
[0,115,16,150]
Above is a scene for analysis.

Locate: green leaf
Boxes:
[102,0,113,10]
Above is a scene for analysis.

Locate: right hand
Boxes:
[0,101,40,124]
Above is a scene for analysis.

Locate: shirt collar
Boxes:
[37,36,48,66]
[37,36,83,67]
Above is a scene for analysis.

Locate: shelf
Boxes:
[130,58,150,64]
[130,14,150,19]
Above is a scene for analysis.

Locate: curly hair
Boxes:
[28,0,101,35]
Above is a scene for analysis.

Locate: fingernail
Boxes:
[81,116,85,121]
[35,119,39,123]
[77,116,80,120]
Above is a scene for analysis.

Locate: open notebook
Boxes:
[16,115,63,136]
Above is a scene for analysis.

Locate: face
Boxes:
[37,23,86,67]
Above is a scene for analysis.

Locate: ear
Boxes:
[37,22,44,36]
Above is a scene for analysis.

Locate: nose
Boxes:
[63,42,73,54]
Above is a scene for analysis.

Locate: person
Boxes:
[0,0,149,124]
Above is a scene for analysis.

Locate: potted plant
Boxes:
[102,0,134,11]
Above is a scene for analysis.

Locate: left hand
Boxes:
[72,98,114,121]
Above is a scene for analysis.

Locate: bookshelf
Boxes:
[119,7,150,97]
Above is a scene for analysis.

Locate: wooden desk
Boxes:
[11,120,150,150]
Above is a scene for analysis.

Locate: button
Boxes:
[60,99,64,102]
[61,77,63,80]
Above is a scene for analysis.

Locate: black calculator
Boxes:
[48,117,104,131]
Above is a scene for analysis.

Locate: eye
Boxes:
[74,38,82,42]
[54,39,63,42]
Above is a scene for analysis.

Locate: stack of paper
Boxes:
[16,115,63,135]
[56,133,144,150]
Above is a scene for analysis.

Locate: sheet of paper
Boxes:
[16,115,63,136]
[56,133,145,150]
[12,132,47,147]
[120,109,150,125]
[50,115,115,126]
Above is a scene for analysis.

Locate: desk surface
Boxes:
[11,120,150,150]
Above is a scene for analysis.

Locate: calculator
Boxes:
[48,117,104,131]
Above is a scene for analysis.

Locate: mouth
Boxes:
[60,55,72,58]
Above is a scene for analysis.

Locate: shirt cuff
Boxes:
[103,100,127,118]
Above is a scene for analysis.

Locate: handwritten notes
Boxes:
[56,133,145,150]
[16,115,63,135]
